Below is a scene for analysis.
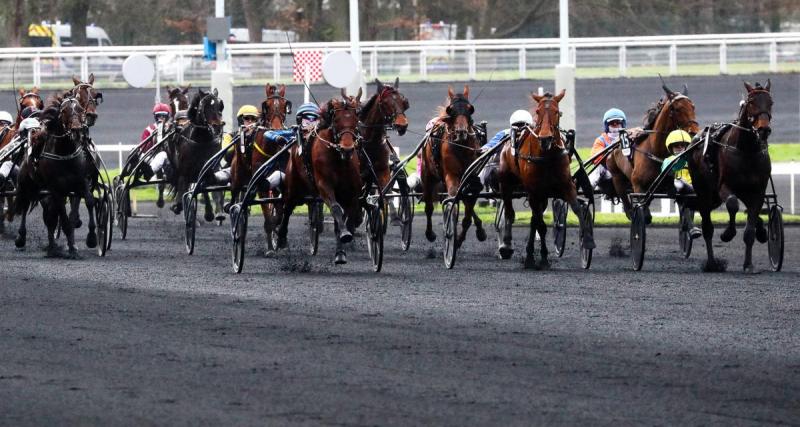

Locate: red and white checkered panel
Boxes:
[292,50,323,83]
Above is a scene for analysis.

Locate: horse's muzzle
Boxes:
[86,113,97,127]
[757,126,772,142]
[539,136,553,151]
[394,124,407,136]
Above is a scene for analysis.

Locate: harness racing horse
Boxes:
[277,89,363,264]
[230,83,291,256]
[496,89,595,269]
[167,89,225,222]
[687,80,774,273]
[14,97,97,258]
[420,85,487,247]
[0,87,44,231]
[358,78,409,191]
[606,83,700,222]
[166,84,191,116]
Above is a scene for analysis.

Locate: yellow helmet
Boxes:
[665,130,692,149]
[236,105,259,118]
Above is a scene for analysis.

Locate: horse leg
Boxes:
[276,201,295,250]
[43,200,62,256]
[171,176,185,214]
[720,195,738,242]
[498,194,515,259]
[754,208,768,244]
[69,195,82,229]
[534,199,550,270]
[14,198,28,249]
[700,209,725,272]
[333,219,347,264]
[201,192,215,222]
[83,182,97,249]
[261,193,276,257]
[56,198,79,258]
[456,198,475,249]
[0,197,5,234]
[523,204,536,269]
[742,203,759,273]
[610,169,633,220]
[213,191,226,222]
[156,171,165,208]
[471,200,487,242]
[423,182,436,242]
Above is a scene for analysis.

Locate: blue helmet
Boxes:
[602,108,627,132]
[295,102,321,123]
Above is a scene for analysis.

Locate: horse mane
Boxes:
[436,93,468,121]
[187,91,204,122]
[359,92,379,121]
[642,98,665,130]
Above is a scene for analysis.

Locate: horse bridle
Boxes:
[376,87,408,130]
[666,94,699,132]
[320,101,361,154]
[262,94,292,128]
[19,92,43,109]
[195,93,224,135]
[532,96,565,151]
[743,89,773,124]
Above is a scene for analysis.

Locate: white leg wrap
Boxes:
[267,171,285,189]
[589,165,611,187]
[213,167,231,184]
[0,161,13,179]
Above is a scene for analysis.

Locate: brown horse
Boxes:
[15,96,97,257]
[686,80,773,273]
[166,84,191,116]
[0,87,44,230]
[277,89,363,264]
[420,85,486,247]
[358,78,409,190]
[496,89,595,268]
[230,83,291,255]
[606,83,700,222]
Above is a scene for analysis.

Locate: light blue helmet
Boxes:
[602,108,627,132]
[295,102,321,123]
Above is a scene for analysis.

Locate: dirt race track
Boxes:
[1,203,799,425]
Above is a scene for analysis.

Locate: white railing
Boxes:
[1,32,799,87]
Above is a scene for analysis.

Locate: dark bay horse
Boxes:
[166,84,191,115]
[496,89,595,268]
[687,81,773,273]
[420,85,486,247]
[0,88,44,231]
[230,83,291,255]
[277,89,363,264]
[606,84,700,222]
[358,78,409,191]
[167,89,225,221]
[15,97,97,257]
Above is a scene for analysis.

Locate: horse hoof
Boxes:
[72,218,82,229]
[538,258,551,270]
[743,264,759,274]
[524,256,536,269]
[156,199,165,209]
[756,227,768,244]
[476,227,487,242]
[170,205,182,215]
[720,227,736,242]
[45,245,63,258]
[702,257,728,273]
[334,251,347,265]
[86,232,98,249]
[263,249,276,258]
[223,202,233,214]
[582,236,596,250]
[215,214,226,224]
[425,230,437,242]
[498,245,514,260]
[204,211,215,222]
[15,235,26,248]
[66,249,82,260]
[339,230,353,244]
[390,216,402,226]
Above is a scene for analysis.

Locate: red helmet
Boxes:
[152,103,171,115]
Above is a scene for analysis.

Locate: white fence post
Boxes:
[719,42,727,74]
[370,50,378,78]
[273,51,280,82]
[518,47,526,79]
[669,44,677,75]
[33,55,41,87]
[618,45,626,77]
[81,51,89,82]
[419,49,427,80]
[117,141,123,170]
[177,53,185,85]
[569,46,576,66]
[769,41,778,72]
[468,48,476,80]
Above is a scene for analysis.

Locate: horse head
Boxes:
[531,89,565,151]
[189,89,225,135]
[69,73,101,127]
[261,83,291,130]
[660,82,700,136]
[445,85,474,142]
[372,77,409,135]
[166,84,191,116]
[18,87,44,113]
[323,89,362,159]
[743,80,772,142]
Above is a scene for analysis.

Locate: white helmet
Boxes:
[19,117,40,132]
[0,111,13,125]
[509,110,533,127]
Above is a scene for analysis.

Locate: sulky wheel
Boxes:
[399,192,414,251]
[308,201,323,256]
[579,203,593,269]
[552,198,568,257]
[95,188,113,256]
[442,200,460,269]
[768,205,784,272]
[630,205,647,271]
[230,205,248,274]
[365,197,385,272]
[115,184,129,240]
[679,206,694,259]
[183,192,197,255]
